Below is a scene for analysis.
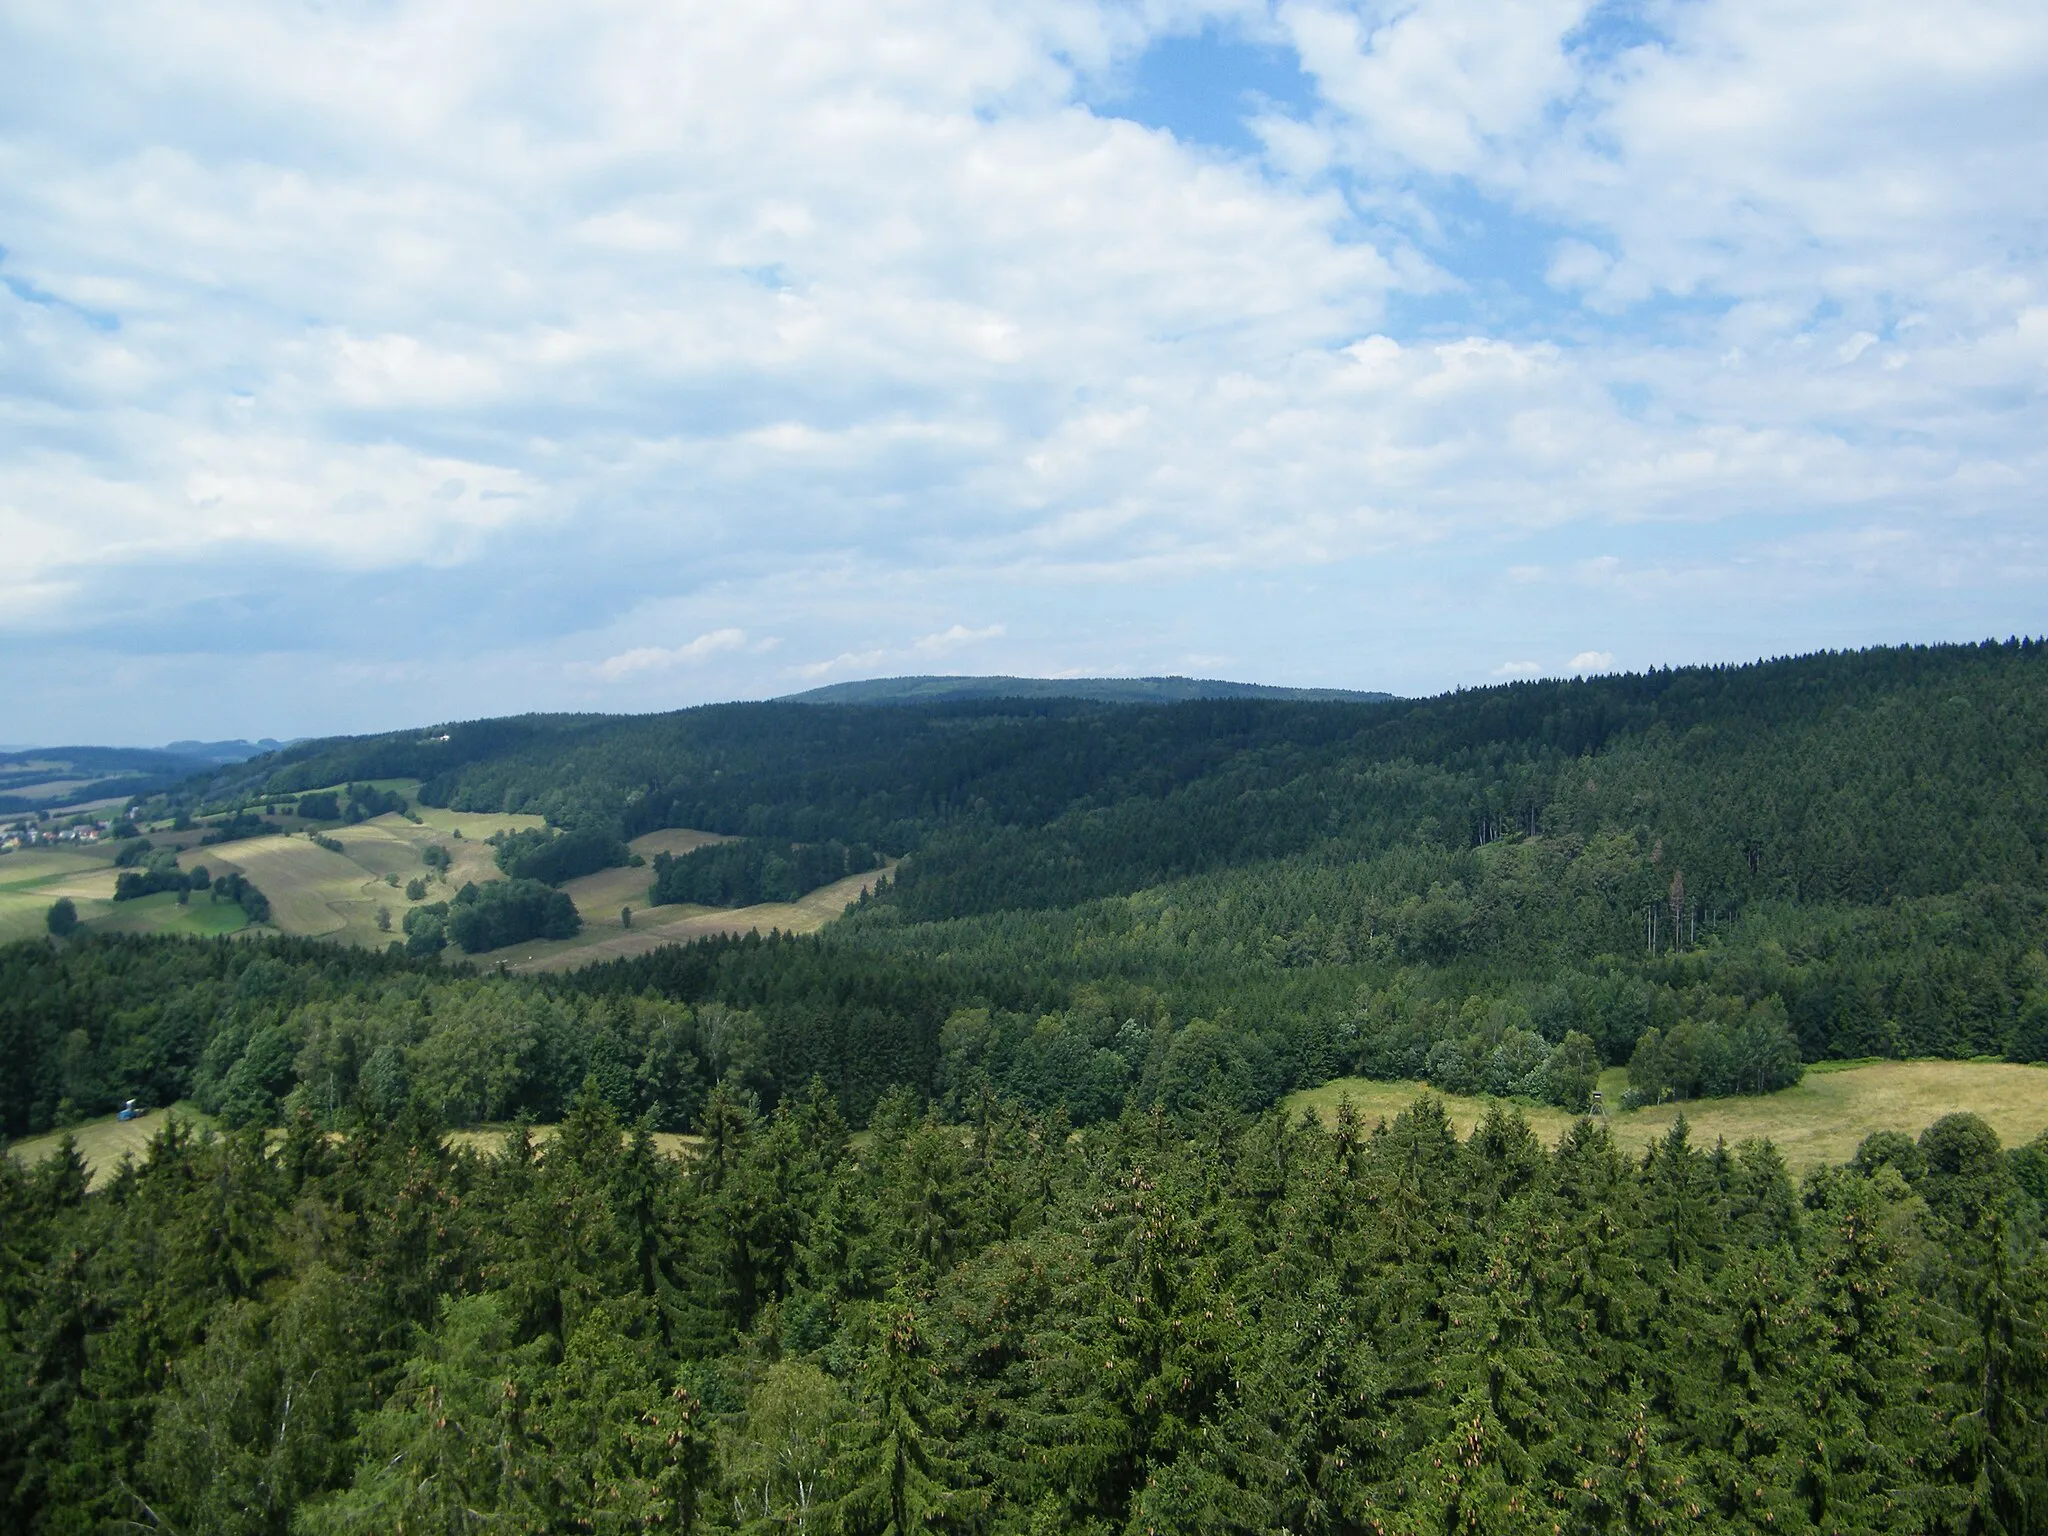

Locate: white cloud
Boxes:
[0,0,2042,739]
[794,649,891,681]
[1494,660,1541,676]
[1545,240,1612,293]
[1280,0,1590,177]
[913,623,1006,654]
[598,629,748,679]
[1567,650,1615,672]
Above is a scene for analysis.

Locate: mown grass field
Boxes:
[502,861,896,973]
[0,845,121,941]
[7,1110,695,1190]
[1285,1059,2048,1172]
[20,1060,2044,1191]
[443,1124,701,1160]
[91,889,251,938]
[4,1104,219,1189]
[554,827,735,931]
[8,782,870,965]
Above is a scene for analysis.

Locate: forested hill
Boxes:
[778,673,1396,705]
[9,644,2048,1532]
[7,637,2029,1147]
[189,640,2042,929]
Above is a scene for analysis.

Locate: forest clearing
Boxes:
[1287,1057,2048,1172]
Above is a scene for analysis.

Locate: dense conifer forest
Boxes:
[6,641,2048,1529]
[5,1077,2045,1530]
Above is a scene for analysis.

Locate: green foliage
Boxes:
[113,851,208,902]
[649,838,882,908]
[493,825,631,886]
[43,899,76,939]
[1626,997,1805,1105]
[4,1084,2048,1534]
[343,782,407,822]
[198,810,269,844]
[210,871,272,924]
[446,879,581,953]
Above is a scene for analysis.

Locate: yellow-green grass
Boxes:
[264,780,541,843]
[0,890,82,943]
[7,1111,696,1190]
[0,758,72,781]
[407,802,548,841]
[503,862,896,973]
[326,819,435,879]
[0,777,96,802]
[192,834,377,938]
[6,1103,220,1190]
[443,1124,702,1160]
[0,845,118,890]
[178,818,483,949]
[91,889,251,938]
[1285,1060,2048,1173]
[554,829,737,934]
[0,845,120,941]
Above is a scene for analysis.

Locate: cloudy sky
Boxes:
[3,0,2044,743]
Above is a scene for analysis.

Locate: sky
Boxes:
[2,0,2044,744]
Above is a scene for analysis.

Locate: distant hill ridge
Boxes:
[779,674,1395,706]
[159,738,289,764]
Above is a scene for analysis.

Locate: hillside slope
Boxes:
[13,640,2042,1143]
[779,673,1395,705]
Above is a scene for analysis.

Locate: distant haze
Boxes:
[780,675,1397,706]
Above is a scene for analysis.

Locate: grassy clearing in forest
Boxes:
[503,861,895,973]
[1285,1059,2048,1172]
[554,828,738,934]
[443,1124,701,1161]
[7,1110,696,1190]
[5,1104,219,1189]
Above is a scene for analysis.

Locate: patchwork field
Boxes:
[501,861,896,973]
[553,828,735,931]
[1285,1059,2048,1172]
[8,782,873,968]
[0,845,122,941]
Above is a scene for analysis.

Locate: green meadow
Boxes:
[1285,1058,2048,1173]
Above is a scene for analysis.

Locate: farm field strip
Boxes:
[506,862,896,972]
[8,1110,699,1190]
[196,835,365,936]
[1285,1059,2048,1172]
[6,798,869,960]
[4,1104,219,1188]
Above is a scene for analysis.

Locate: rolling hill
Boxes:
[778,673,1396,705]
[7,639,2046,1149]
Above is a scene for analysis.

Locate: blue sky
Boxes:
[2,0,2044,742]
